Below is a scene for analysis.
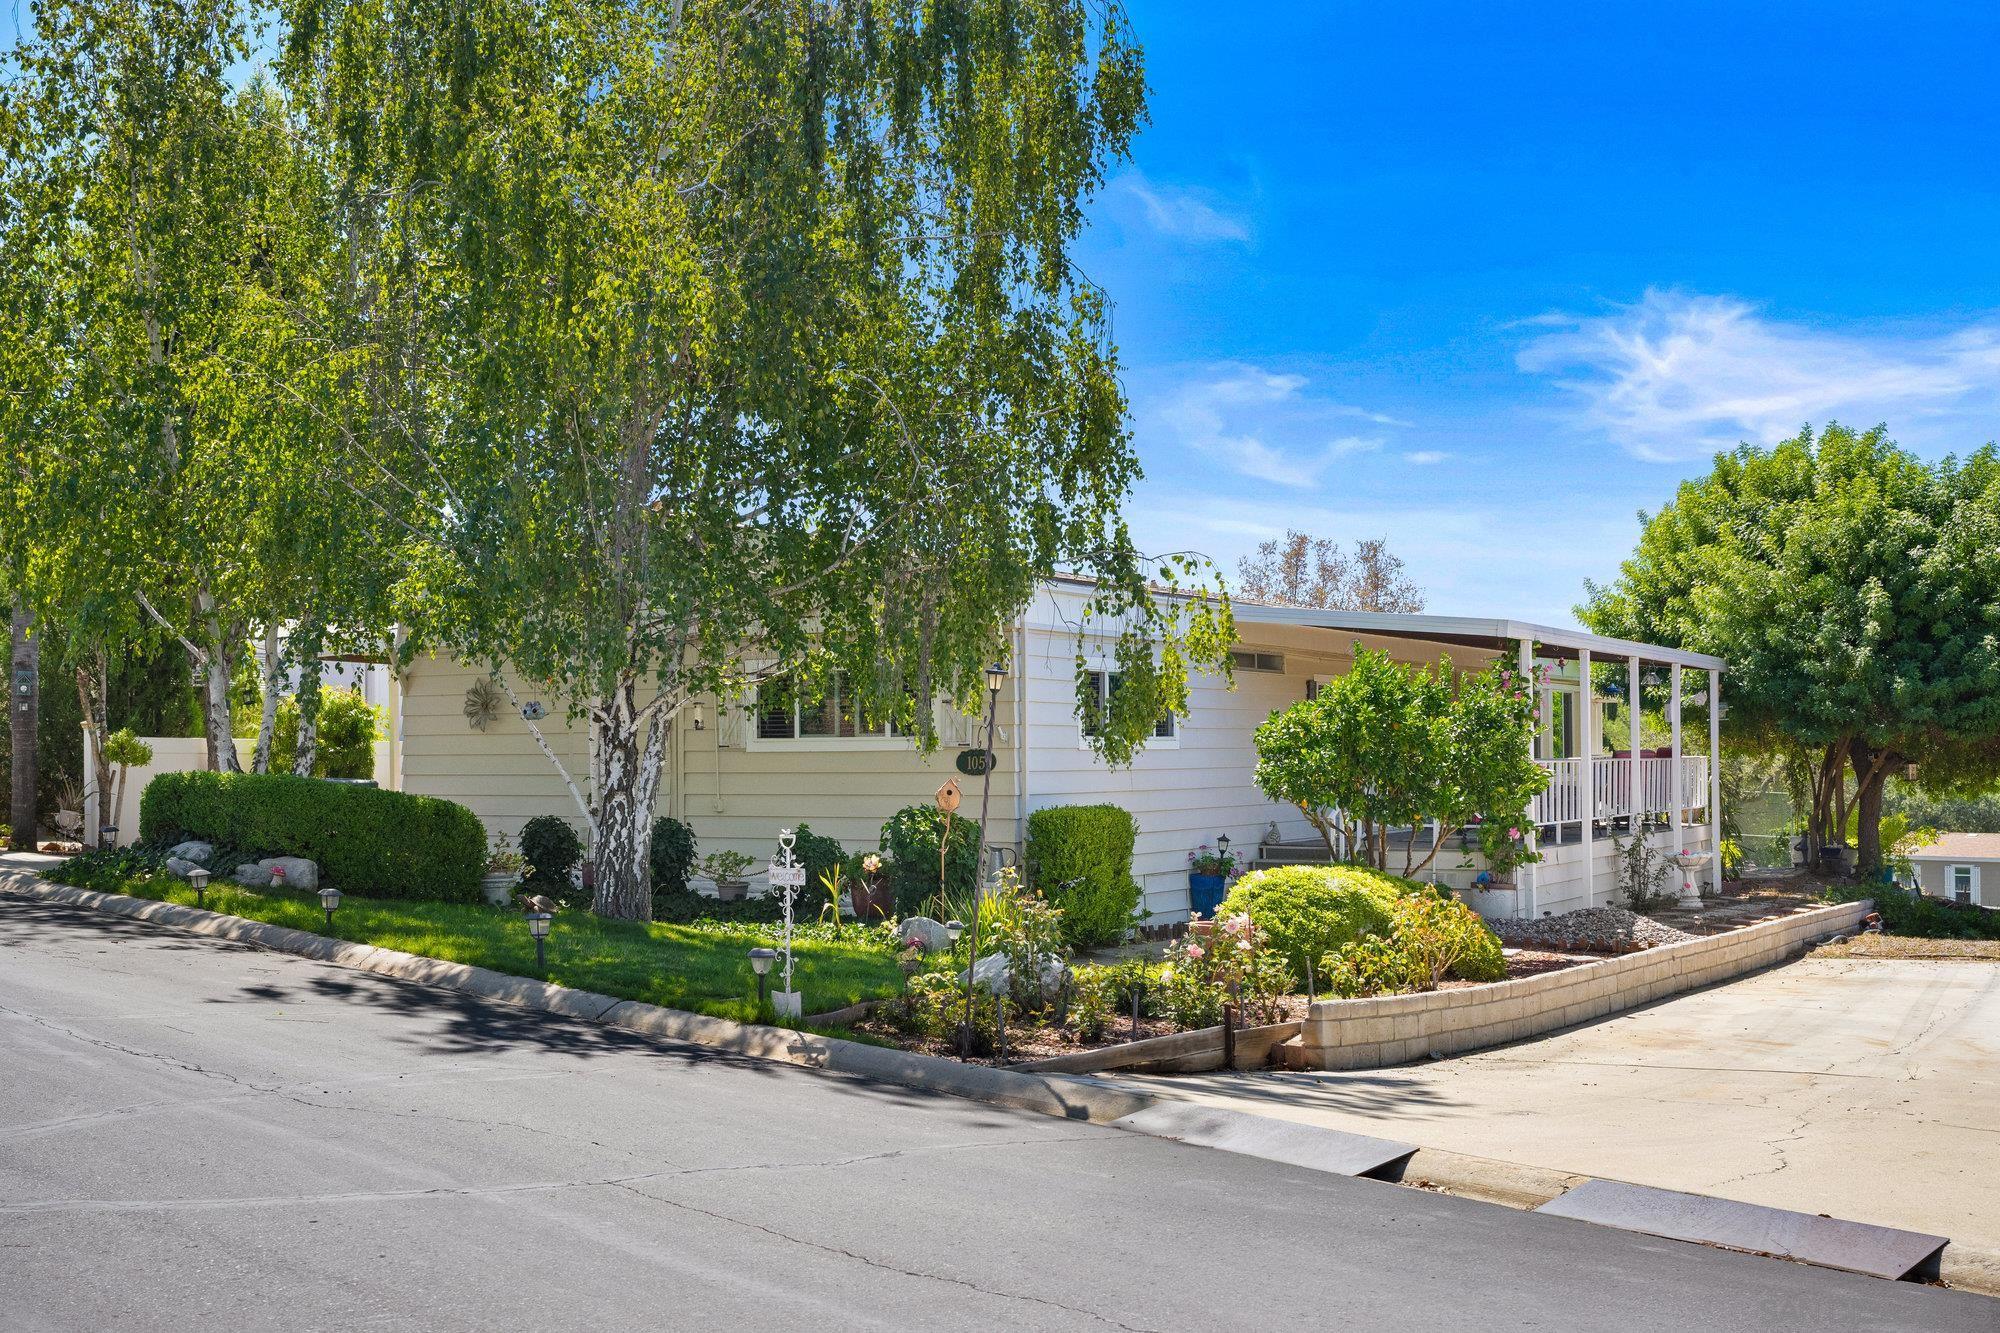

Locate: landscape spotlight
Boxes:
[748,946,778,1004]
[318,885,342,928]
[99,826,118,851]
[527,911,554,970]
[187,866,211,909]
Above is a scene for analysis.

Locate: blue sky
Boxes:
[1090,2,2000,621]
[8,3,1997,624]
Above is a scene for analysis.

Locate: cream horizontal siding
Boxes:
[1017,587,1505,924]
[398,651,1021,889]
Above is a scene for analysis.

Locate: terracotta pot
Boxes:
[850,876,894,921]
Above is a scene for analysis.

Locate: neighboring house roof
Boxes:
[1906,833,2000,861]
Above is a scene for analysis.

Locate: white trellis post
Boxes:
[767,829,808,1018]
[1579,648,1596,904]
[1627,654,1642,824]
[1669,665,1684,861]
[1708,669,1725,895]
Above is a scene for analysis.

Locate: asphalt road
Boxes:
[2,894,1992,1332]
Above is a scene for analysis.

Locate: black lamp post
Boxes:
[318,885,342,929]
[748,946,777,1006]
[527,911,553,970]
[971,660,1008,889]
[188,866,210,910]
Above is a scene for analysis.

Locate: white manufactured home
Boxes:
[379,579,1724,923]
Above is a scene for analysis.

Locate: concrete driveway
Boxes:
[1125,953,2000,1255]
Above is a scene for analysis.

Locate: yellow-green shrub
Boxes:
[1218,864,1404,986]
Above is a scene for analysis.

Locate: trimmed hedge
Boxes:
[1219,864,1404,987]
[139,770,484,902]
[1026,803,1141,948]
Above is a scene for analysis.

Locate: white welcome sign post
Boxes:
[767,829,808,1019]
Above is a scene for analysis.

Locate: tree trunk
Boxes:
[9,602,38,850]
[292,621,324,777]
[1850,742,1892,874]
[75,652,111,834]
[589,677,667,920]
[251,623,284,773]
[192,590,241,773]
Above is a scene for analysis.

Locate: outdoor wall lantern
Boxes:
[188,866,210,909]
[318,885,342,928]
[527,911,553,970]
[748,946,778,1006]
[1216,833,1231,861]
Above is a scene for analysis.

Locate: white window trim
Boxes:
[1076,667,1180,752]
[1949,863,1979,905]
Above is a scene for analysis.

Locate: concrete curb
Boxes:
[0,871,1150,1127]
[6,866,1994,1297]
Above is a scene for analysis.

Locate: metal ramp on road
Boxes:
[1536,1179,1950,1281]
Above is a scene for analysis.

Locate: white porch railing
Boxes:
[1529,755,1708,827]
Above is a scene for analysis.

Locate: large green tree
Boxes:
[284,0,1229,918]
[1583,423,2000,871]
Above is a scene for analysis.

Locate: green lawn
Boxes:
[88,873,904,1024]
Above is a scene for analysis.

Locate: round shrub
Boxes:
[1025,803,1141,949]
[880,804,979,916]
[1321,889,1507,995]
[1218,864,1404,987]
[520,815,583,890]
[649,816,696,895]
[789,823,848,891]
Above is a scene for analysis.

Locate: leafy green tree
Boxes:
[1583,424,2000,871]
[285,0,1231,918]
[1253,649,1543,875]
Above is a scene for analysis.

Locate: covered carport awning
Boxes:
[1224,604,1726,673]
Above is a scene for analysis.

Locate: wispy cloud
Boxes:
[1115,170,1251,244]
[1147,364,1399,487]
[1403,450,1449,465]
[1518,288,2000,461]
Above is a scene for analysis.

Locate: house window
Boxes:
[1304,678,1320,702]
[1081,670,1175,742]
[1230,650,1286,674]
[1951,865,1975,905]
[754,673,907,744]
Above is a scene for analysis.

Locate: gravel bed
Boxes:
[1495,906,1696,954]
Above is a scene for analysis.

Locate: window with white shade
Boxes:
[1951,864,1975,904]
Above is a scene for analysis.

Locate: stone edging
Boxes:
[1301,900,1874,1070]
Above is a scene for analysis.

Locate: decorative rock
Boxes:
[962,950,1069,997]
[166,840,215,864]
[897,916,953,952]
[256,857,319,892]
[1494,906,1696,954]
[164,856,205,880]
[232,863,274,888]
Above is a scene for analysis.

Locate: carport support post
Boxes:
[1708,668,1724,894]
[1669,665,1684,860]
[1579,648,1595,905]
[1627,655,1641,824]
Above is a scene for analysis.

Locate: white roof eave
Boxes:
[1224,604,1727,673]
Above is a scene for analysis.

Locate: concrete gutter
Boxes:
[6,865,1994,1299]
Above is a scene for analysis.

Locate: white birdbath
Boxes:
[1674,850,1713,909]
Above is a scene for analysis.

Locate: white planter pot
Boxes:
[480,872,522,906]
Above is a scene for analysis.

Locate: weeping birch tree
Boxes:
[283,0,1228,919]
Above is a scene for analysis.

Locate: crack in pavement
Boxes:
[599,1177,1167,1333]
[0,1134,1101,1216]
[0,1002,263,1090]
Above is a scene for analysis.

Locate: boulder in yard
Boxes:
[256,857,320,892]
[232,863,274,888]
[898,916,954,952]
[962,950,1069,998]
[166,840,215,864]
[164,856,205,880]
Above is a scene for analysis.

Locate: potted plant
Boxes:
[701,850,756,901]
[1186,839,1237,919]
[850,851,895,920]
[1475,822,1540,889]
[481,831,528,906]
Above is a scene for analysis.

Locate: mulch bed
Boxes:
[1812,934,2000,961]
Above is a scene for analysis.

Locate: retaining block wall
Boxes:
[1299,899,1870,1071]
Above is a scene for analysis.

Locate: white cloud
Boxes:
[1116,170,1251,244]
[1518,289,2000,461]
[1147,364,1398,487]
[1403,450,1449,465]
